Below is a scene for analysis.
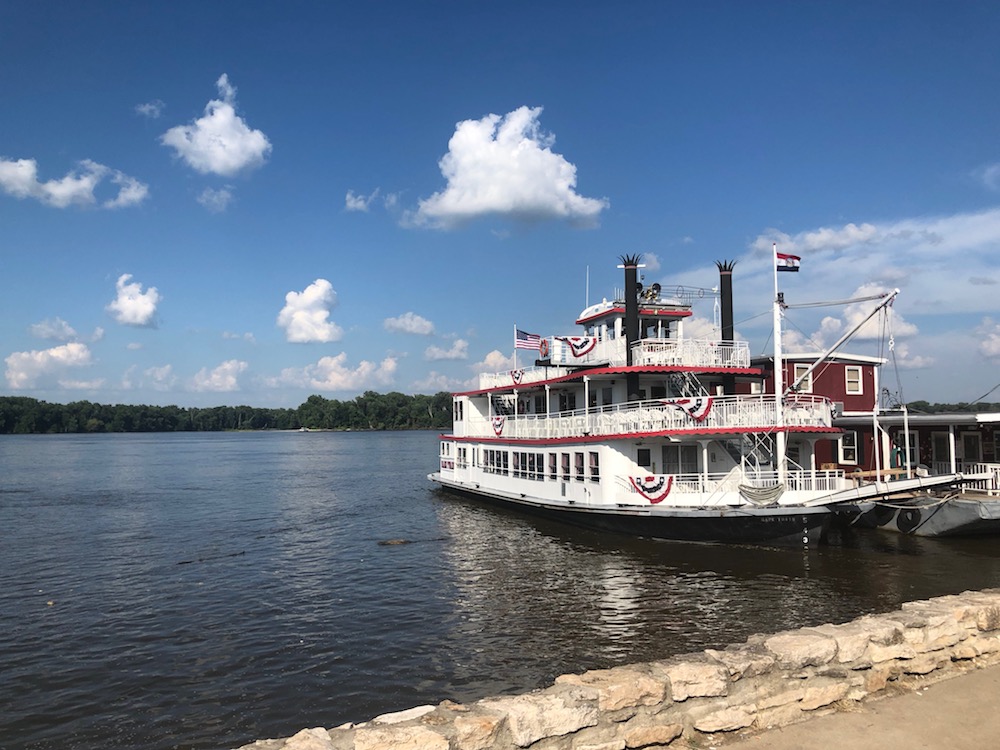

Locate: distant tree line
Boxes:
[0,392,454,434]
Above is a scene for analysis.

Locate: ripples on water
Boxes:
[3,431,1000,750]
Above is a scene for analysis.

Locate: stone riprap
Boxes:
[234,589,1000,750]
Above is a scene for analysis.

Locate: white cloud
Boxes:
[277,279,343,343]
[411,370,464,392]
[29,317,77,341]
[384,311,435,335]
[145,364,177,390]
[191,359,248,392]
[425,339,469,361]
[107,274,161,327]
[642,253,662,272]
[270,353,397,391]
[135,99,165,119]
[471,349,514,373]
[5,342,93,388]
[978,318,1000,359]
[411,105,608,228]
[197,186,234,212]
[223,331,256,343]
[976,163,1000,191]
[0,158,148,209]
[346,188,380,212]
[161,74,271,176]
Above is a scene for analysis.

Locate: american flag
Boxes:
[515,329,541,350]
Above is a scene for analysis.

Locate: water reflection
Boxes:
[434,492,1000,697]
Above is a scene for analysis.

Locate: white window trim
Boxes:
[845,366,863,395]
[793,363,813,393]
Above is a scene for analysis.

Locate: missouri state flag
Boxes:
[776,252,801,272]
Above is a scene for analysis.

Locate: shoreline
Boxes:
[233,588,1000,750]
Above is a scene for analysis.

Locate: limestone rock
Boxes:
[283,728,335,750]
[453,712,503,750]
[799,682,849,710]
[555,667,665,711]
[623,722,684,748]
[479,686,599,747]
[812,622,872,663]
[704,644,776,679]
[654,658,729,701]
[354,725,448,750]
[372,705,436,725]
[764,630,837,669]
[693,706,755,733]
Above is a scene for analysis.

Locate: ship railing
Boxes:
[478,365,573,390]
[464,394,832,440]
[614,468,846,505]
[938,461,1000,495]
[630,339,751,369]
[475,338,752,388]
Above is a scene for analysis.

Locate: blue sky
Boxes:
[2,1,999,408]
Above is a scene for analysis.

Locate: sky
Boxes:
[2,1,1000,409]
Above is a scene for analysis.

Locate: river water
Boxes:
[3,431,1000,750]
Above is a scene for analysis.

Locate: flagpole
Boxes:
[513,324,517,369]
[772,242,786,483]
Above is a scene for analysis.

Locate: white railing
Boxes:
[477,338,753,389]
[614,469,846,505]
[936,462,1000,495]
[465,394,833,440]
[631,339,751,369]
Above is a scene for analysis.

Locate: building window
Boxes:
[793,364,813,393]
[845,367,863,395]
[637,448,652,468]
[839,431,859,465]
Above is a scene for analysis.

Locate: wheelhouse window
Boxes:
[637,448,652,469]
[839,431,859,465]
[589,451,600,482]
[453,399,463,421]
[792,364,813,393]
[561,452,571,481]
[845,367,863,395]
[574,452,585,482]
[548,452,558,480]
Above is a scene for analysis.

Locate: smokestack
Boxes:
[620,254,642,401]
[716,260,737,395]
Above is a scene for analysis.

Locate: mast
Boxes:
[772,243,786,482]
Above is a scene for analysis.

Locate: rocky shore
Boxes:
[234,589,1000,750]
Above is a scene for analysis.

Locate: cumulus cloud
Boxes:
[976,163,1000,191]
[161,74,271,176]
[269,353,397,391]
[135,99,165,119]
[346,188,380,212]
[107,274,161,327]
[411,105,608,228]
[0,157,148,209]
[425,339,469,361]
[978,318,1000,359]
[384,312,435,335]
[277,279,343,343]
[197,186,234,212]
[191,359,248,392]
[29,317,77,341]
[5,342,93,388]
[223,331,256,343]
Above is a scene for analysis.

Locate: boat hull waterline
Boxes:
[431,473,837,546]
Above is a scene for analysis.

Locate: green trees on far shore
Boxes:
[0,392,454,434]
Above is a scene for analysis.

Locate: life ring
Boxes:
[539,339,549,359]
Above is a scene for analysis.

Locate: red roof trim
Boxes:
[454,365,764,396]
[576,306,691,325]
